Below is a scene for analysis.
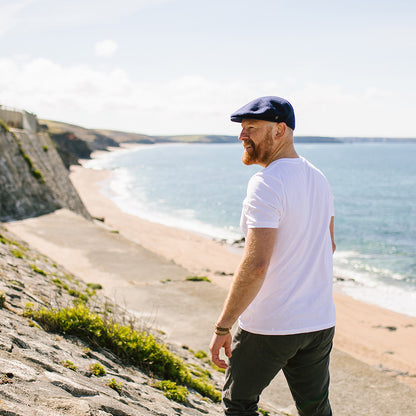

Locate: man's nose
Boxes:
[239,131,248,141]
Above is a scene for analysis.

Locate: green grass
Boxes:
[14,138,46,183]
[153,380,188,403]
[10,248,24,259]
[185,275,211,283]
[32,169,45,183]
[189,363,212,379]
[193,349,225,374]
[67,289,89,302]
[28,320,41,329]
[194,350,208,359]
[82,347,92,357]
[51,278,90,302]
[8,280,25,288]
[30,264,48,276]
[0,233,29,253]
[24,303,221,402]
[86,283,103,290]
[61,360,77,371]
[51,278,66,288]
[0,119,10,132]
[107,378,122,394]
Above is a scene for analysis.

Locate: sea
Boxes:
[85,142,416,318]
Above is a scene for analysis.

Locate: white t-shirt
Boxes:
[239,156,336,335]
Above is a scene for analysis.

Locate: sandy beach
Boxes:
[7,157,416,415]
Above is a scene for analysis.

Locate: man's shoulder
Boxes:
[247,169,285,200]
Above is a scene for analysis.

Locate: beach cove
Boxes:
[6,151,416,415]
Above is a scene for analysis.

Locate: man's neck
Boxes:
[265,143,299,167]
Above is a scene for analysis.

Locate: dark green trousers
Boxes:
[223,327,335,416]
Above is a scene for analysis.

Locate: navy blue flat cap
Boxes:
[230,96,295,130]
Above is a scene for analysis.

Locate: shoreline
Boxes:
[6,157,416,414]
[87,144,416,318]
[5,145,416,414]
[69,164,416,390]
[85,142,245,244]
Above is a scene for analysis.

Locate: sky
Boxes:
[0,0,415,137]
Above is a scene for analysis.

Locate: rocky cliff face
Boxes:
[0,225,225,416]
[47,132,92,169]
[0,123,90,222]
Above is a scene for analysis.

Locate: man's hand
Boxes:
[209,332,232,369]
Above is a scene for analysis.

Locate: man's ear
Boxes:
[274,122,286,139]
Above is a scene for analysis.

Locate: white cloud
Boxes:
[0,57,415,137]
[94,40,119,57]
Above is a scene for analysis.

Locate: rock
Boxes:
[45,372,100,397]
[0,358,38,381]
[0,124,90,222]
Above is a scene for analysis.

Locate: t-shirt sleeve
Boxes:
[242,174,283,229]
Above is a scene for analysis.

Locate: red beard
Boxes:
[242,139,256,165]
[241,130,274,166]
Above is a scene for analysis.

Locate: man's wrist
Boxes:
[215,324,231,336]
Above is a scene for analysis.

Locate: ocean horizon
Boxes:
[85,141,416,318]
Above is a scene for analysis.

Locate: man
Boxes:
[209,96,336,416]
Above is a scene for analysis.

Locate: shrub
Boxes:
[90,362,106,376]
[61,360,77,371]
[107,378,122,394]
[153,380,188,403]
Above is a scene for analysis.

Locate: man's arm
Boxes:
[330,216,336,253]
[209,227,277,368]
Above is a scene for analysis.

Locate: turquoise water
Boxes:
[86,142,416,316]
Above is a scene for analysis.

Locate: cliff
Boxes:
[0,120,90,222]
